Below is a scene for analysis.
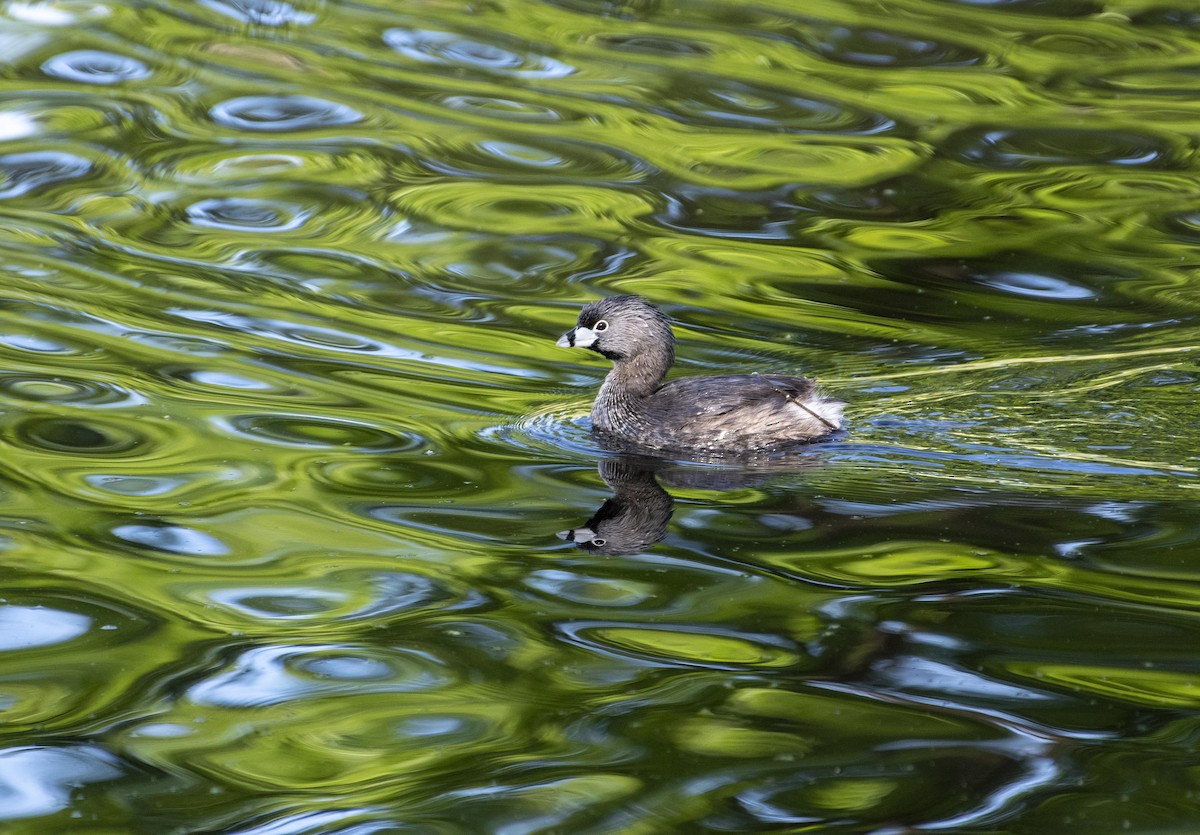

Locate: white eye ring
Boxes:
[592,538,607,546]
[594,320,608,332]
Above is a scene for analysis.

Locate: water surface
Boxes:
[0,0,1198,831]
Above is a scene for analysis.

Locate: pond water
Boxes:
[1,0,1199,831]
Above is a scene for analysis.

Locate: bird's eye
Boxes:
[592,538,607,546]
[594,320,608,332]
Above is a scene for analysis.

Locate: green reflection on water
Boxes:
[0,0,1197,831]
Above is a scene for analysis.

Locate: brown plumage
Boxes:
[556,295,844,453]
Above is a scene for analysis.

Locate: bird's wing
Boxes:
[654,374,819,419]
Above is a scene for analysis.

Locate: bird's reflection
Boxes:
[558,457,673,555]
[558,448,826,555]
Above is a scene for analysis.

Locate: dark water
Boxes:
[1,0,1198,831]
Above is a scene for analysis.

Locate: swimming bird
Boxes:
[556,294,844,453]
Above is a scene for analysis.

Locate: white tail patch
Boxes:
[790,394,844,432]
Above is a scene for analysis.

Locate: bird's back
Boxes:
[630,373,844,451]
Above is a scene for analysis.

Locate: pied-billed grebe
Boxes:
[556,295,845,452]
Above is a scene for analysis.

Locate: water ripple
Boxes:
[656,137,925,190]
[438,94,578,123]
[0,372,140,406]
[392,182,657,235]
[0,150,91,199]
[976,270,1094,300]
[0,588,161,730]
[110,522,231,556]
[0,605,91,650]
[384,28,574,78]
[209,96,363,132]
[813,25,986,68]
[215,414,424,451]
[951,127,1179,168]
[12,415,155,457]
[198,0,316,26]
[558,622,801,670]
[41,49,150,84]
[592,32,714,57]
[186,197,311,232]
[182,569,465,629]
[187,644,453,707]
[661,78,895,134]
[421,137,649,183]
[0,747,122,821]
[77,461,271,502]
[481,406,602,461]
[6,0,111,25]
[310,457,488,498]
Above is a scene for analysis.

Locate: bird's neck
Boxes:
[603,347,672,399]
[593,347,673,434]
